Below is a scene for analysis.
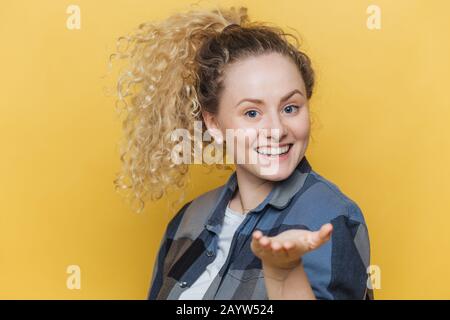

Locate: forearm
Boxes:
[262,261,316,300]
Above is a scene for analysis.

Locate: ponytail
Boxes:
[109,6,249,213]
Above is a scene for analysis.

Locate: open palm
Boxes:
[250,223,333,270]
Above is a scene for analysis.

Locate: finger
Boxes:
[281,240,297,258]
[283,240,295,251]
[253,236,274,259]
[309,223,333,249]
[259,235,272,249]
[271,240,290,259]
[271,240,282,251]
[251,232,267,256]
[252,230,263,241]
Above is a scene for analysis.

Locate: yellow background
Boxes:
[1,0,449,299]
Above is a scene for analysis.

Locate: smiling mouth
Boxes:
[255,144,293,156]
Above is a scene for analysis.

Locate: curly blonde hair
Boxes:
[109,5,315,214]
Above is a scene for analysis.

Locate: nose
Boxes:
[260,110,288,143]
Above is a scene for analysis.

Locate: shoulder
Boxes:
[165,184,225,239]
[288,169,367,230]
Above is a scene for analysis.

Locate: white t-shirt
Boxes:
[178,201,246,300]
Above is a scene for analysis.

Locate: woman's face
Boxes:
[204,51,310,181]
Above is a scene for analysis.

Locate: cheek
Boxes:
[222,125,258,153]
[234,129,257,150]
[289,116,310,141]
[297,123,310,140]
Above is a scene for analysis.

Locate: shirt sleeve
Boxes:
[303,203,372,300]
[147,201,192,300]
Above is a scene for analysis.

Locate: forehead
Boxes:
[221,52,306,103]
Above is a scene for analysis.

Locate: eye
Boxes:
[244,110,260,118]
[282,105,300,114]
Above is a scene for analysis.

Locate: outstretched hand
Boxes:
[250,223,333,270]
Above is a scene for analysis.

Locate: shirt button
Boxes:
[179,281,188,288]
[206,250,214,257]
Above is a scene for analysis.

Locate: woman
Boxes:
[111,6,372,300]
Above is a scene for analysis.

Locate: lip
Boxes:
[255,143,293,149]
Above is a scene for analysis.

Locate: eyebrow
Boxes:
[234,89,305,108]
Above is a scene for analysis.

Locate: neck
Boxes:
[231,165,274,214]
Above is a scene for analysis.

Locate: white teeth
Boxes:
[256,145,291,156]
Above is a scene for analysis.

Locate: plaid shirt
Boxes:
[148,156,373,300]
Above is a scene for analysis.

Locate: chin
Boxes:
[252,163,296,181]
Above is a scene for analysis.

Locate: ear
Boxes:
[202,110,223,144]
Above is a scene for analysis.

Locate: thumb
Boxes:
[309,223,333,249]
[318,223,333,241]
